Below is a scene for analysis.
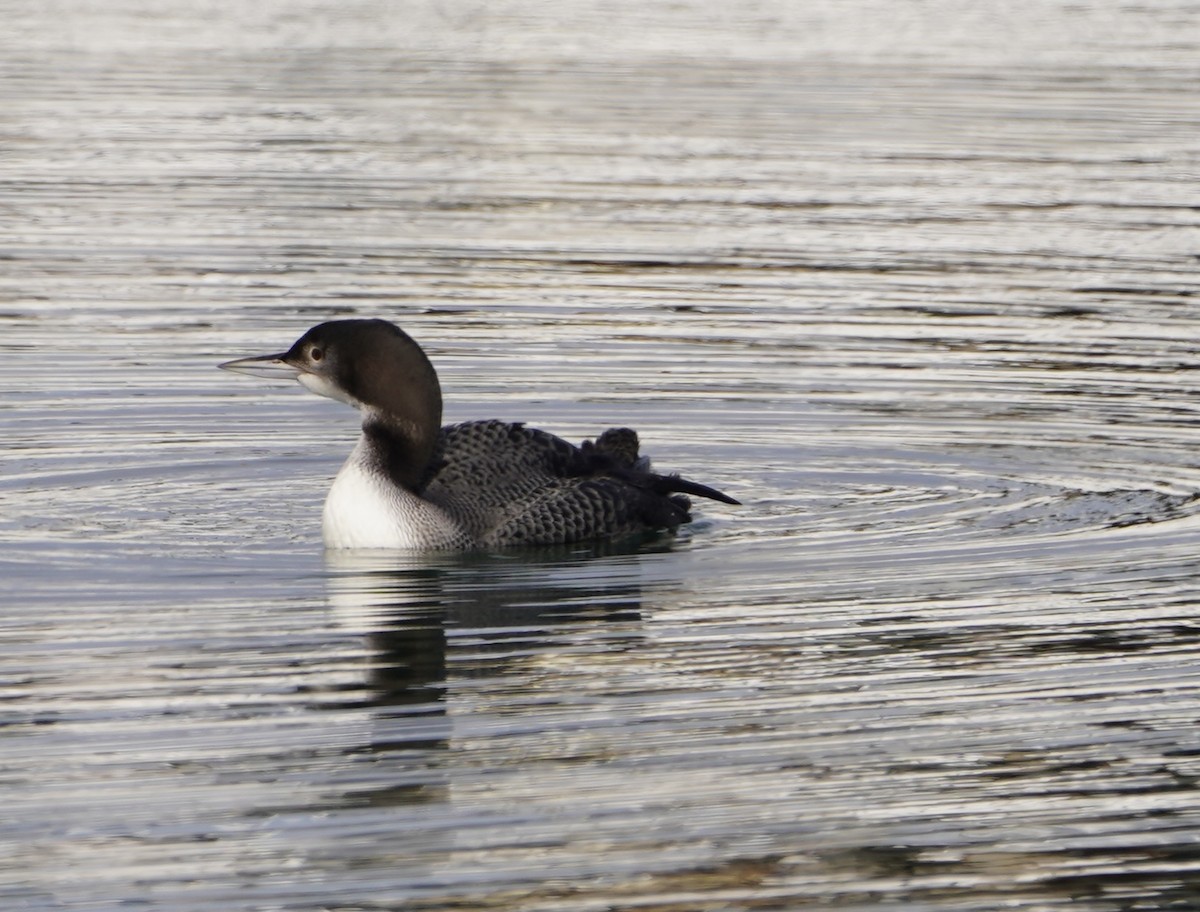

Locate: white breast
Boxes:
[321,443,472,551]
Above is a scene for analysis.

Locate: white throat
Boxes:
[321,438,472,551]
[298,372,361,407]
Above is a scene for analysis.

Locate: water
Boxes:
[4,1,1200,909]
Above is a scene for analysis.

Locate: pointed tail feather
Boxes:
[658,474,741,505]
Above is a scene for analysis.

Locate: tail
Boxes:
[582,427,741,506]
[656,474,741,505]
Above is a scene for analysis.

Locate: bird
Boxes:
[219,318,739,551]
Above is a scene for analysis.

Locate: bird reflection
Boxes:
[312,541,663,809]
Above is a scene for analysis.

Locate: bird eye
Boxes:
[309,346,324,362]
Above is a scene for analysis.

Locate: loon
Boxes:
[220,319,739,551]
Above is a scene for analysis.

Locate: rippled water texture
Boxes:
[4,1,1200,909]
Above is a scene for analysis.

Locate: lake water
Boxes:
[4,1,1200,909]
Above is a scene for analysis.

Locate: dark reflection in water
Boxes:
[327,542,662,691]
[287,545,657,813]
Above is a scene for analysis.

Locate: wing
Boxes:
[478,477,692,547]
[423,420,579,499]
[421,421,585,535]
[422,419,733,547]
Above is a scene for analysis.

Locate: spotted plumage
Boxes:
[423,420,695,547]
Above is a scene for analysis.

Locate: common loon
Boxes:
[219,319,739,551]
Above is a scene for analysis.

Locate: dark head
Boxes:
[220,319,443,487]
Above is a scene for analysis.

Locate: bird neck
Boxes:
[352,332,444,493]
[360,411,440,493]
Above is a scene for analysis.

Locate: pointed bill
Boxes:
[217,352,302,380]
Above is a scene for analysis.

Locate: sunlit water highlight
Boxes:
[4,1,1200,909]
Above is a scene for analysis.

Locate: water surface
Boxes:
[4,1,1200,909]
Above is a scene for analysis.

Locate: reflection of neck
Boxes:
[361,413,437,494]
